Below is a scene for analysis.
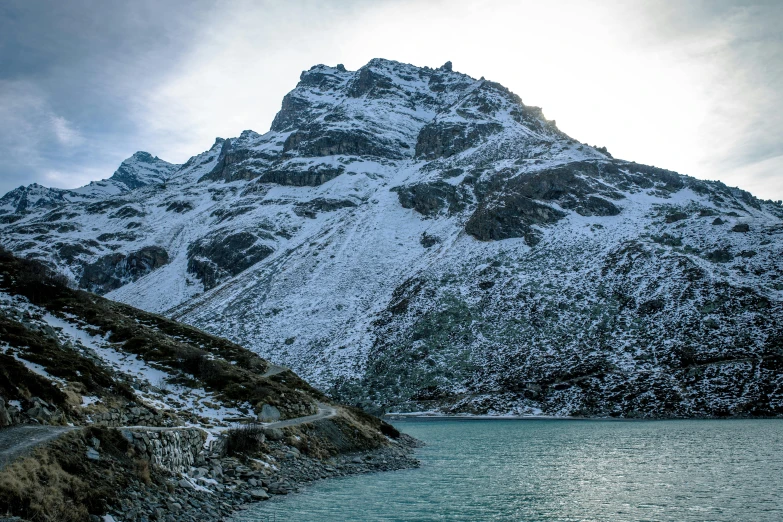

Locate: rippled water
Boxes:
[232,418,783,521]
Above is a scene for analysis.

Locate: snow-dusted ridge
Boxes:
[2,58,782,418]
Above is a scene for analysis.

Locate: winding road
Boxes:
[0,425,77,470]
[261,402,337,429]
[0,402,338,470]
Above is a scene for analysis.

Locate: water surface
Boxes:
[233,418,783,521]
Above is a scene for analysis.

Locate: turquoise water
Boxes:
[232,418,783,521]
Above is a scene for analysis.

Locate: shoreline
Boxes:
[385,413,783,422]
[109,432,422,522]
[0,425,422,522]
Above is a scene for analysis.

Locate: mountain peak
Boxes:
[108,151,177,190]
[128,151,157,162]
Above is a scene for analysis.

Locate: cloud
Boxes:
[0,0,213,192]
[50,116,83,147]
[0,0,781,200]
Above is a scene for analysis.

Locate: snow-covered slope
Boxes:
[2,58,782,418]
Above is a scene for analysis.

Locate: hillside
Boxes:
[0,250,413,521]
[1,58,782,418]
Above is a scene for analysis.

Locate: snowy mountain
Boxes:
[2,58,782,418]
[74,151,178,197]
[0,151,176,215]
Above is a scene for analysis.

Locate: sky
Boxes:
[0,0,781,200]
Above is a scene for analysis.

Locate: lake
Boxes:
[232,418,783,521]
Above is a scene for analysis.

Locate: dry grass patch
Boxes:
[0,447,90,522]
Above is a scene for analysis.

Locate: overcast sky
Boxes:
[1,0,781,200]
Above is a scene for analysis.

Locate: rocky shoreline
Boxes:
[104,432,421,522]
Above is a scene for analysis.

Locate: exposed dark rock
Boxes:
[260,165,345,186]
[96,232,138,242]
[283,126,403,159]
[415,122,502,159]
[576,196,621,217]
[638,298,665,315]
[187,233,273,290]
[211,206,254,224]
[109,206,146,220]
[712,218,725,225]
[393,181,466,217]
[347,66,395,98]
[293,198,357,219]
[270,94,312,132]
[40,210,79,223]
[166,201,194,213]
[0,214,22,224]
[472,163,625,219]
[666,212,688,223]
[85,200,128,214]
[652,233,682,247]
[706,248,733,263]
[80,246,169,293]
[465,195,565,245]
[55,243,93,262]
[420,232,441,248]
[732,223,750,233]
[199,139,277,183]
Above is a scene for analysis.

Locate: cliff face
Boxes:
[2,58,782,418]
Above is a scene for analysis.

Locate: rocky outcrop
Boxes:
[415,122,502,159]
[165,201,194,213]
[80,246,169,293]
[393,181,467,217]
[109,205,146,220]
[0,397,19,427]
[259,164,345,186]
[465,196,566,244]
[187,232,273,290]
[293,198,357,219]
[199,138,278,183]
[283,126,404,159]
[347,65,396,98]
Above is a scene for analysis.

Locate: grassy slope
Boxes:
[0,248,324,420]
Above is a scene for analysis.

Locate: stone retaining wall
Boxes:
[121,428,206,474]
[90,405,168,427]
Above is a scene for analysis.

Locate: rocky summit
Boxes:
[1,58,782,418]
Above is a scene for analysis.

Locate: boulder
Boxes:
[259,404,281,422]
[732,223,750,233]
[262,428,285,441]
[249,489,270,500]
